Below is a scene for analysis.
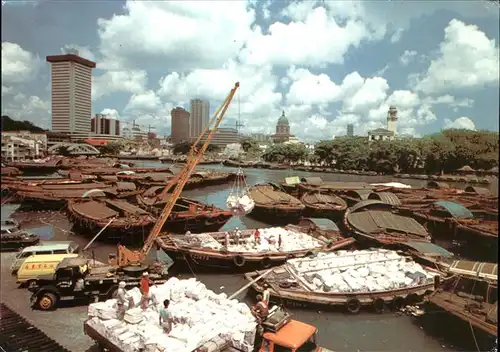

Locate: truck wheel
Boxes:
[38,293,57,311]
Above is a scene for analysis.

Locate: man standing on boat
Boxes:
[234,227,241,246]
[224,231,230,250]
[278,234,282,250]
[140,272,154,310]
[254,229,261,246]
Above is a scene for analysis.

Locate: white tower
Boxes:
[387,106,398,134]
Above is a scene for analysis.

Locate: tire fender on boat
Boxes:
[194,216,203,223]
[346,298,361,314]
[373,298,385,313]
[406,293,419,305]
[261,257,272,269]
[233,255,246,267]
[218,214,228,223]
[392,296,406,311]
[305,251,315,258]
[205,216,217,225]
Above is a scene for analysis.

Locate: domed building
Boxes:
[272,110,295,143]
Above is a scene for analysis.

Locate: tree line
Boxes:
[261,129,499,175]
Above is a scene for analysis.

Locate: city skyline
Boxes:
[1,1,498,142]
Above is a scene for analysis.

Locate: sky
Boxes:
[1,0,499,142]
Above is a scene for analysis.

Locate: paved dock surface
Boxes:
[1,251,462,352]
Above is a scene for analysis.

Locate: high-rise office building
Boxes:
[189,99,210,139]
[171,107,190,143]
[91,114,120,136]
[46,53,96,134]
[347,124,354,137]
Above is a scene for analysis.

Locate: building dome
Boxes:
[277,110,289,126]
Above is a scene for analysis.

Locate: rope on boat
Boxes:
[83,217,115,251]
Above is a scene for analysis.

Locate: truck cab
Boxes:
[259,306,333,352]
[29,257,167,311]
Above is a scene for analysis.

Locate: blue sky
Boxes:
[1,0,499,142]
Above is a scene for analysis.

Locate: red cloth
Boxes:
[254,230,260,239]
[140,277,150,294]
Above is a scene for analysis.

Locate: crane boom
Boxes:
[116,82,240,267]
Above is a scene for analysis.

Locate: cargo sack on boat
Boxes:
[226,167,255,216]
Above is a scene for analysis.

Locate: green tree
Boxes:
[366,141,398,174]
[172,142,192,155]
[206,144,220,153]
[99,141,123,155]
[240,137,259,152]
[262,143,309,164]
[56,145,72,156]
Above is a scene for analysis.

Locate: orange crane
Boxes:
[115,82,240,268]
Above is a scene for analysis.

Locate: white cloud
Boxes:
[1,93,51,129]
[391,28,404,43]
[97,1,255,71]
[423,95,474,108]
[444,117,476,130]
[92,70,148,100]
[2,86,13,96]
[374,64,390,77]
[400,50,417,66]
[156,60,282,128]
[341,73,389,115]
[414,19,500,94]
[125,90,162,114]
[61,44,96,62]
[1,42,40,83]
[240,6,375,68]
[285,67,341,105]
[100,108,120,119]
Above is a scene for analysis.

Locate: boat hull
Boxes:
[159,237,355,272]
[244,270,437,313]
[247,205,304,225]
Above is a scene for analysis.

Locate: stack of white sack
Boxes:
[87,277,256,352]
[88,299,119,320]
[286,249,436,293]
[226,194,255,214]
[214,227,323,253]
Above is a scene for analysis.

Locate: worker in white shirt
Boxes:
[234,227,241,246]
[116,281,128,320]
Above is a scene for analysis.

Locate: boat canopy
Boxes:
[435,201,474,219]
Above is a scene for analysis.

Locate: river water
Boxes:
[1,163,497,351]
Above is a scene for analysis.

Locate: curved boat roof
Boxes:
[435,200,474,219]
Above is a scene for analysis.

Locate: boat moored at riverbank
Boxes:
[245,249,441,313]
[343,200,432,245]
[136,186,233,233]
[247,183,305,224]
[156,224,355,271]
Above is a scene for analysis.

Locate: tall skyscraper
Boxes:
[189,99,210,139]
[347,124,354,137]
[46,53,96,134]
[171,107,190,143]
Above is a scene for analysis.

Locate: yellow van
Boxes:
[17,253,79,286]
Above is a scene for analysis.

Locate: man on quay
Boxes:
[140,272,154,310]
[116,281,128,320]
